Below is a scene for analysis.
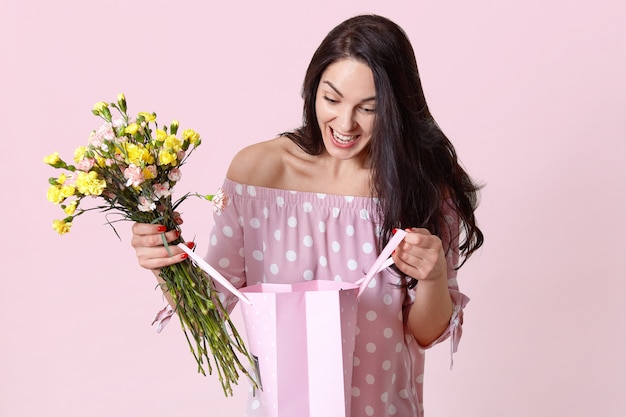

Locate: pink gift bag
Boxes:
[178,230,407,417]
[239,280,359,417]
[239,230,406,417]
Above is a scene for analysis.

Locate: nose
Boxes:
[336,107,356,132]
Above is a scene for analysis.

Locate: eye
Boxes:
[323,95,338,104]
[360,106,376,114]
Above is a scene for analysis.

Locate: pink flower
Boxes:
[168,168,182,182]
[212,187,229,213]
[64,172,78,186]
[138,195,156,212]
[153,182,172,199]
[112,117,125,128]
[76,158,95,171]
[88,131,103,148]
[124,164,144,187]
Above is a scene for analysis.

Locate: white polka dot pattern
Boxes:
[203,179,468,417]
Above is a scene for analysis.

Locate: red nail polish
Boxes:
[186,242,195,249]
[392,228,398,235]
[180,253,188,259]
[157,225,166,232]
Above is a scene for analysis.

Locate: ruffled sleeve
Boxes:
[408,198,470,368]
[203,180,248,313]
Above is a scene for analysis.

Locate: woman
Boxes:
[133,14,483,417]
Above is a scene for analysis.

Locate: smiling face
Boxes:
[315,58,376,161]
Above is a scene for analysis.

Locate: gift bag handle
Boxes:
[178,229,408,304]
[178,243,252,305]
[356,229,407,298]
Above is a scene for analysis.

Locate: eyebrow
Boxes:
[323,81,376,102]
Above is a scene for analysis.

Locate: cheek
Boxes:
[315,100,332,125]
[360,117,375,136]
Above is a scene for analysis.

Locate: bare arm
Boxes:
[391,228,453,346]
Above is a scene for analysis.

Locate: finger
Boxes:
[404,227,432,236]
[132,222,168,236]
[402,228,442,251]
[131,229,180,249]
[137,249,189,270]
[393,231,444,280]
[135,241,195,270]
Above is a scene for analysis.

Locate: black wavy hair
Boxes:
[285,14,483,268]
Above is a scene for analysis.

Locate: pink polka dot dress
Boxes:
[204,178,469,417]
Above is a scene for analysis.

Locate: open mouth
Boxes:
[331,128,360,146]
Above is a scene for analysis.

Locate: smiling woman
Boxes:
[130,13,483,417]
[315,59,377,157]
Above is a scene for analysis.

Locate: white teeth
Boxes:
[332,130,357,143]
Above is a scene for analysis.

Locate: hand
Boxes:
[391,228,447,284]
[130,214,194,270]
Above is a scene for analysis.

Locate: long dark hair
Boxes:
[285,14,483,267]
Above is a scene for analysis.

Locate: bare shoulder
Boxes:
[226,136,302,187]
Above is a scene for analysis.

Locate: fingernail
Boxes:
[157,225,167,232]
[186,242,195,249]
[392,228,398,235]
[180,253,188,259]
[174,230,180,237]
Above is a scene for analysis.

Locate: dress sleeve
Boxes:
[203,183,248,313]
[408,198,470,368]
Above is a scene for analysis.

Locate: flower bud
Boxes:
[92,101,107,115]
[117,93,127,113]
[43,151,61,166]
[92,102,112,121]
[170,120,179,135]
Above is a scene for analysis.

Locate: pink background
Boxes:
[2,0,624,416]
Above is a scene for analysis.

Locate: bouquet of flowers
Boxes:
[44,94,255,396]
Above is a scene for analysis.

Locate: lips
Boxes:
[331,128,359,146]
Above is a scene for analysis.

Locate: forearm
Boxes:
[407,277,453,346]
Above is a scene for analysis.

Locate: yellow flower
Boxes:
[92,101,108,114]
[75,171,107,196]
[125,123,139,135]
[156,129,167,142]
[95,155,106,167]
[44,152,60,166]
[47,185,64,204]
[164,135,182,152]
[125,143,141,165]
[64,201,78,215]
[142,165,157,180]
[182,129,201,146]
[52,219,72,235]
[74,146,87,163]
[125,143,154,166]
[61,185,76,198]
[138,112,157,122]
[158,149,177,166]
[57,173,67,185]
